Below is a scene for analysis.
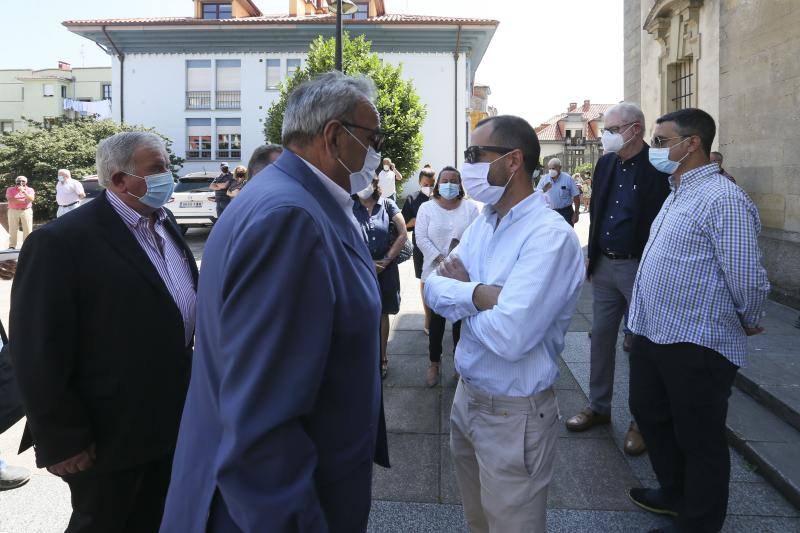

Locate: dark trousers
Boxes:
[216,201,230,218]
[629,336,738,533]
[555,205,574,226]
[63,453,173,533]
[429,312,461,363]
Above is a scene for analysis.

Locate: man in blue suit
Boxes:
[160,72,385,532]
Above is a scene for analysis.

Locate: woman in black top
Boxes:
[400,167,436,334]
[353,179,408,379]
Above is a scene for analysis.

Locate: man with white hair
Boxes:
[10,131,197,532]
[161,71,385,532]
[536,157,581,226]
[55,168,86,217]
[564,102,670,456]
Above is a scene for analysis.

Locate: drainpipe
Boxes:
[453,25,462,165]
[102,26,124,123]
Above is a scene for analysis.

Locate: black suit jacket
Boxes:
[587,144,671,276]
[9,191,198,472]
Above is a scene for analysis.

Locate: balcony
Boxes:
[216,90,241,110]
[565,137,586,147]
[186,91,211,110]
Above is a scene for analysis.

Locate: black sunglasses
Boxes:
[463,145,515,164]
[341,121,386,152]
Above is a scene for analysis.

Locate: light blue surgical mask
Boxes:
[438,182,460,200]
[126,170,175,209]
[648,137,690,175]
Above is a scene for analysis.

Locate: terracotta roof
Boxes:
[535,102,615,142]
[536,123,564,142]
[63,13,498,27]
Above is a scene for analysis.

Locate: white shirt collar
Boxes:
[296,156,360,229]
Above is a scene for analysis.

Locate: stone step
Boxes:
[726,388,800,509]
[735,360,800,433]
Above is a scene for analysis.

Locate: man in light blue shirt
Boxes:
[535,157,581,226]
[425,115,584,532]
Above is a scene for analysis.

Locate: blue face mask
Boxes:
[648,137,690,175]
[126,170,175,209]
[438,182,460,200]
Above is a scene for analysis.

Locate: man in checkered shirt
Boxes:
[625,108,769,533]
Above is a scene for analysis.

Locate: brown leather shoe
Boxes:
[624,421,647,456]
[623,333,633,353]
[565,407,611,432]
[426,362,440,387]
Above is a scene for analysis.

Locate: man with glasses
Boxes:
[535,158,581,226]
[425,115,584,532]
[627,108,768,532]
[565,103,670,458]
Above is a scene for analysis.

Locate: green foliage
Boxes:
[0,116,183,220]
[265,33,426,184]
[574,162,594,175]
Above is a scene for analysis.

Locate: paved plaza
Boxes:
[0,219,798,532]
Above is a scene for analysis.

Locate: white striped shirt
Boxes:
[107,192,197,346]
[424,192,585,397]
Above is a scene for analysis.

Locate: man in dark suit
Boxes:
[160,71,384,533]
[565,103,670,456]
[10,131,197,532]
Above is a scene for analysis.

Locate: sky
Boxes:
[1,0,623,126]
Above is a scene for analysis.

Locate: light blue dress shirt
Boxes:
[536,171,581,209]
[424,192,585,397]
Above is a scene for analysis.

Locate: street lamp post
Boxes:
[329,0,358,72]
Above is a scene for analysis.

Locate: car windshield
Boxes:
[175,179,213,193]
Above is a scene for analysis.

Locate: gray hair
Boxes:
[281,71,378,146]
[606,102,645,125]
[548,158,562,168]
[58,168,71,179]
[96,132,167,188]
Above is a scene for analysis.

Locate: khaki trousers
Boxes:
[7,208,32,249]
[450,379,559,533]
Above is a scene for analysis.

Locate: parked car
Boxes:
[79,175,104,205]
[167,172,217,234]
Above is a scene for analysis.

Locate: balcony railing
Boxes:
[216,90,241,109]
[565,137,586,147]
[186,91,211,110]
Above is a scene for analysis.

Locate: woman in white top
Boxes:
[414,166,480,387]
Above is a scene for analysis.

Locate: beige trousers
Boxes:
[450,379,559,533]
[7,208,32,249]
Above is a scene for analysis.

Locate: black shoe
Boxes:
[648,526,683,533]
[628,488,679,517]
[0,463,30,491]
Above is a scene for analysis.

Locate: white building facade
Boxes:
[64,0,497,190]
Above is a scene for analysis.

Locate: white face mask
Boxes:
[383,165,390,172]
[601,123,636,153]
[356,184,374,200]
[338,127,382,194]
[548,169,559,178]
[420,186,432,196]
[462,151,515,205]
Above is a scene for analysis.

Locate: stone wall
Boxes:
[624,0,642,105]
[719,0,800,307]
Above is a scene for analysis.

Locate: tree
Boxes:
[265,33,426,185]
[0,116,183,220]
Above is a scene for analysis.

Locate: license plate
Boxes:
[180,201,202,208]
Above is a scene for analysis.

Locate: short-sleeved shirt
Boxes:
[212,172,235,206]
[536,171,580,209]
[353,198,400,260]
[56,179,85,206]
[378,170,397,198]
[5,186,34,210]
[401,191,430,245]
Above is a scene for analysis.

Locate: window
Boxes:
[217,118,241,160]
[202,2,233,20]
[286,59,301,79]
[43,84,54,97]
[0,121,13,134]
[266,59,281,89]
[187,118,212,159]
[102,84,112,100]
[670,60,693,111]
[186,60,212,109]
[216,59,241,109]
[344,1,369,19]
[61,85,68,98]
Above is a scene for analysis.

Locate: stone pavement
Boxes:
[0,220,798,532]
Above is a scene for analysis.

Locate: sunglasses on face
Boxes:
[463,145,515,164]
[341,121,386,152]
[650,135,690,149]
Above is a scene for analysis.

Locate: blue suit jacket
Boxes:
[160,150,383,532]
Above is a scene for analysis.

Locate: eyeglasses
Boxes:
[602,122,636,135]
[650,135,689,149]
[341,121,386,152]
[463,145,515,164]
